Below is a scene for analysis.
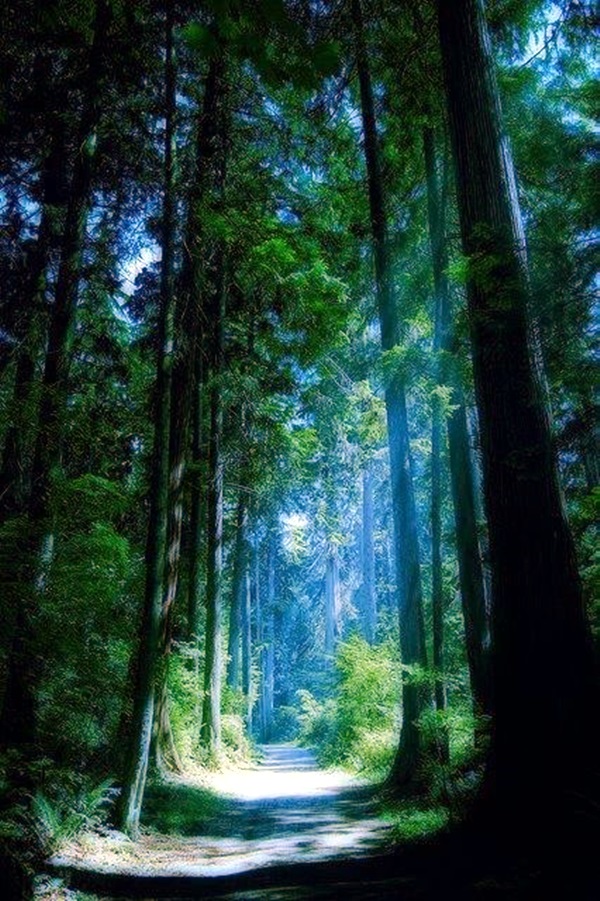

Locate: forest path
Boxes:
[46,744,397,897]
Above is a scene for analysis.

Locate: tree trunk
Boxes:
[186,352,205,641]
[0,121,66,522]
[423,126,492,745]
[437,0,598,826]
[0,0,110,754]
[226,492,249,691]
[361,465,377,643]
[258,527,276,742]
[324,545,340,656]
[242,564,252,729]
[117,1,177,835]
[200,251,226,759]
[352,0,428,787]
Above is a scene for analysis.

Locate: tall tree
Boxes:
[423,126,492,732]
[117,0,178,835]
[0,0,112,752]
[436,0,598,826]
[352,0,428,786]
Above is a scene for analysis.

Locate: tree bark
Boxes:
[0,0,111,754]
[361,465,377,643]
[226,492,249,691]
[423,126,492,744]
[324,544,340,656]
[117,1,177,835]
[200,250,226,759]
[352,0,428,787]
[437,0,598,825]
[258,526,276,741]
[242,562,252,728]
[186,351,205,641]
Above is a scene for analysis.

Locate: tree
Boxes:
[423,126,492,734]
[436,0,598,827]
[0,0,112,753]
[352,0,429,787]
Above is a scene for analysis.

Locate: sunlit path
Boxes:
[47,744,393,894]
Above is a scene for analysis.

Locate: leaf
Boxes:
[182,22,219,57]
[312,40,341,78]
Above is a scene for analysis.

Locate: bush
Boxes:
[298,636,401,778]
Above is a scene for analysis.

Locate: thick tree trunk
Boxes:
[0,0,110,754]
[352,0,428,787]
[153,673,184,775]
[437,0,598,826]
[117,2,177,835]
[361,465,376,643]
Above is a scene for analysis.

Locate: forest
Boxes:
[0,0,598,898]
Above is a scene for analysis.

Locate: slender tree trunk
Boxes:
[430,394,448,764]
[200,252,226,758]
[324,545,340,656]
[437,0,598,825]
[352,0,428,787]
[226,492,249,691]
[259,527,276,741]
[423,127,492,745]
[186,352,205,641]
[242,563,252,728]
[0,0,110,754]
[198,45,229,760]
[362,464,376,643]
[117,2,177,835]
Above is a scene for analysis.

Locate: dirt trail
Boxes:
[46,744,395,896]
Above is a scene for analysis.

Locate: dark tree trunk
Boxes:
[226,493,249,691]
[242,561,252,728]
[200,251,226,758]
[0,0,110,754]
[426,134,449,760]
[186,352,205,641]
[0,130,66,522]
[423,127,492,744]
[362,465,376,643]
[117,1,177,835]
[324,545,340,656]
[352,0,428,787]
[437,0,598,826]
[258,527,276,742]
[198,46,229,760]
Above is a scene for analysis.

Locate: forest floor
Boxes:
[42,744,403,898]
[39,745,599,899]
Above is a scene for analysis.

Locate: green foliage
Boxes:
[37,518,137,768]
[141,781,227,836]
[167,645,203,765]
[298,636,401,778]
[385,803,449,843]
[31,778,116,854]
